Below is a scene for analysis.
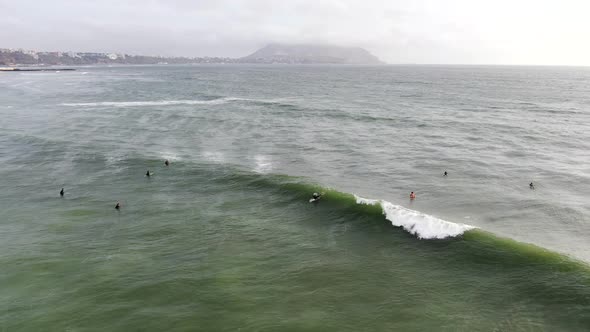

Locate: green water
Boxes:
[1,160,588,331]
[1,65,590,331]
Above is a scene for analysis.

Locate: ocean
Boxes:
[1,64,589,331]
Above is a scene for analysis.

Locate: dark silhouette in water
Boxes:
[530,182,535,190]
[410,192,416,200]
[165,159,169,166]
[115,202,120,210]
[310,192,324,204]
[60,188,64,197]
[444,171,448,176]
[146,170,151,177]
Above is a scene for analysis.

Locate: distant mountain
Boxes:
[241,44,384,64]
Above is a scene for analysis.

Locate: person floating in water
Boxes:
[115,202,121,210]
[146,170,151,177]
[529,182,535,190]
[60,188,64,197]
[410,192,416,200]
[310,192,322,203]
[444,171,448,176]
[164,159,169,166]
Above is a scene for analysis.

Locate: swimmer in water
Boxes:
[164,159,169,166]
[529,182,535,190]
[444,171,448,176]
[146,170,151,177]
[60,188,64,197]
[410,192,416,200]
[115,202,120,210]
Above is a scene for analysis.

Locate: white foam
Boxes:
[60,97,292,108]
[157,151,182,162]
[61,98,232,107]
[201,151,225,163]
[253,155,273,173]
[355,195,475,239]
[105,152,126,167]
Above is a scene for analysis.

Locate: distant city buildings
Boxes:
[0,48,237,66]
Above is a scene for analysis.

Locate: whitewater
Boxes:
[354,195,475,239]
[1,64,589,331]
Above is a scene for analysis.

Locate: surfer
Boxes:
[444,171,448,176]
[410,192,416,200]
[60,188,64,197]
[529,182,535,190]
[115,202,120,210]
[164,159,169,166]
[146,170,151,177]
[310,192,322,203]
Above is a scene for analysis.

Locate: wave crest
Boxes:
[60,97,292,108]
[61,98,232,107]
[355,195,475,239]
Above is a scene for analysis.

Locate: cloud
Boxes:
[1,0,589,65]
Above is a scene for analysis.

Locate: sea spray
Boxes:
[355,195,475,239]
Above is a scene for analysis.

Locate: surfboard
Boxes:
[309,193,324,203]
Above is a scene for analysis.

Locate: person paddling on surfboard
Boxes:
[529,182,535,190]
[115,202,121,210]
[310,192,323,203]
[146,170,151,177]
[60,188,64,197]
[164,159,169,166]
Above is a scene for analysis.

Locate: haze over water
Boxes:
[1,65,590,331]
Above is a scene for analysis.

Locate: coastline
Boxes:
[0,67,76,72]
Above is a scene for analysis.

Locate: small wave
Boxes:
[60,97,293,108]
[355,195,475,239]
[156,151,183,162]
[61,98,232,107]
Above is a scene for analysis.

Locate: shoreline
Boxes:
[0,67,76,72]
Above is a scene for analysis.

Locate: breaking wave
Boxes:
[60,97,295,108]
[61,98,234,107]
[354,195,475,239]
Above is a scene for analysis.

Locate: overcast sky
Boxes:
[1,0,590,65]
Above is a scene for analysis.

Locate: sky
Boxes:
[1,0,590,65]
